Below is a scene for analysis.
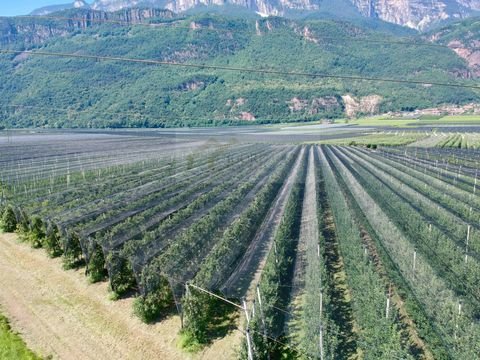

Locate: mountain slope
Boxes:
[427,17,480,77]
[30,0,480,29]
[0,11,478,128]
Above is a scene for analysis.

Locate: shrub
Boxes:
[1,206,17,233]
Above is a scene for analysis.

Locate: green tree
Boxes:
[1,207,17,233]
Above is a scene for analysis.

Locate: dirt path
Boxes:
[0,233,240,360]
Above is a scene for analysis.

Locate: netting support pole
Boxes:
[386,285,391,319]
[182,283,192,329]
[246,328,254,360]
[319,324,324,360]
[413,248,417,273]
[243,298,250,325]
[465,225,471,264]
[256,285,269,360]
[319,291,324,360]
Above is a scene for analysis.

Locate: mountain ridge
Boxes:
[0,11,478,128]
[28,0,480,30]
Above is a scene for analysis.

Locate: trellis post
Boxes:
[246,328,254,360]
[465,225,471,264]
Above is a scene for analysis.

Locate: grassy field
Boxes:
[316,132,427,146]
[336,114,480,127]
[0,313,41,360]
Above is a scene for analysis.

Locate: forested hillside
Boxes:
[0,10,478,128]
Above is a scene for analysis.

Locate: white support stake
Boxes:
[246,328,254,360]
[319,324,324,360]
[243,299,250,325]
[256,285,267,339]
[386,285,391,319]
[319,291,323,320]
[413,249,417,273]
[465,225,471,264]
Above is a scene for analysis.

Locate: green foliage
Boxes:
[107,255,136,297]
[133,277,174,323]
[0,13,478,128]
[29,217,45,248]
[87,246,107,283]
[62,233,84,270]
[246,149,307,358]
[181,289,212,348]
[1,206,17,233]
[43,224,63,258]
[0,314,41,360]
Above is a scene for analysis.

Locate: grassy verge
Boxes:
[315,132,426,146]
[0,313,42,360]
[337,114,480,127]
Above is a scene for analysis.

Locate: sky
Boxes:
[0,0,92,16]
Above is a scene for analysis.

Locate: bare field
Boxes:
[0,233,240,360]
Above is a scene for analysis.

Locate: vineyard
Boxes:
[0,133,479,359]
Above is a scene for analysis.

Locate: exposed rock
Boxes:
[28,0,480,30]
[287,96,341,114]
[448,40,480,77]
[342,94,382,117]
[0,8,174,46]
[238,112,256,120]
[288,97,309,112]
[347,0,480,30]
[177,80,205,91]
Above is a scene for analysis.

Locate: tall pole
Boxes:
[243,298,250,325]
[319,291,324,360]
[246,328,254,360]
[319,324,324,360]
[386,285,391,319]
[465,225,471,264]
[413,248,417,273]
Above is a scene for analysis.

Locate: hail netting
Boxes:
[105,144,273,295]
[130,145,293,304]
[62,143,245,264]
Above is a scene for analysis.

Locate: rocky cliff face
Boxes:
[426,18,480,77]
[29,0,480,29]
[351,0,480,29]
[90,0,319,16]
[0,8,174,46]
[88,0,480,29]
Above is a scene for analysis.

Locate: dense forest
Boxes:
[0,9,478,128]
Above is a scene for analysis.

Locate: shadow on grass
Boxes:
[205,298,239,342]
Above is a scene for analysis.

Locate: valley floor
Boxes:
[0,233,240,360]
